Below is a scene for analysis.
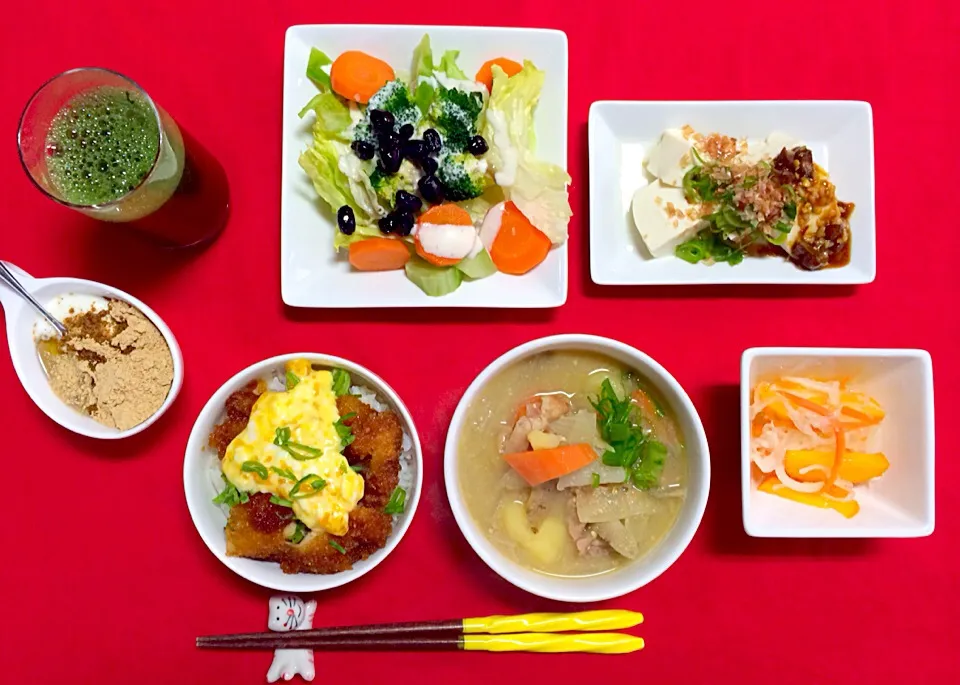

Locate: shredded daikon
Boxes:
[798,464,830,476]
[775,461,825,493]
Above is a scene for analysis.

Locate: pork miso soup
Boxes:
[458,350,687,577]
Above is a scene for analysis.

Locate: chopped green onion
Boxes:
[350,464,365,472]
[274,426,325,461]
[290,474,327,499]
[690,146,707,166]
[306,48,332,90]
[591,473,601,488]
[329,540,347,554]
[270,495,293,508]
[339,462,348,474]
[331,369,351,396]
[742,176,758,189]
[241,461,269,479]
[783,202,797,220]
[384,486,407,515]
[286,371,300,389]
[270,466,298,481]
[212,474,248,507]
[335,414,356,450]
[633,441,667,489]
[722,205,750,229]
[290,521,307,544]
[676,239,709,264]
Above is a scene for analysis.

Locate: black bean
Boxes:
[467,135,488,156]
[418,175,444,204]
[399,123,414,141]
[401,139,427,162]
[378,214,396,234]
[350,140,375,160]
[379,147,402,174]
[337,206,356,235]
[420,156,438,175]
[423,128,442,153]
[370,109,395,132]
[393,211,415,236]
[395,189,422,213]
[377,130,400,150]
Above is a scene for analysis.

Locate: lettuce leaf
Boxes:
[438,50,468,80]
[410,34,434,86]
[404,258,463,296]
[298,92,352,139]
[306,48,333,91]
[480,61,572,245]
[299,133,379,250]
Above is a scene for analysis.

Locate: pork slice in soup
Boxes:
[458,350,688,578]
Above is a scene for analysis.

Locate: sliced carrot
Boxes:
[489,202,551,275]
[778,391,833,417]
[348,238,410,271]
[785,449,890,484]
[502,443,598,487]
[414,203,475,267]
[418,203,474,226]
[758,474,860,519]
[840,405,881,426]
[330,50,395,104]
[475,57,524,92]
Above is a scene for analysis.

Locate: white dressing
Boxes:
[417,223,480,261]
[485,109,518,187]
[479,201,506,251]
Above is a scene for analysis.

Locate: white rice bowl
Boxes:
[184,353,422,592]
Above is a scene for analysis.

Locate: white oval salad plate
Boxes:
[281,25,569,308]
[588,100,877,286]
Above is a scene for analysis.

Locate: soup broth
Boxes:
[458,350,687,577]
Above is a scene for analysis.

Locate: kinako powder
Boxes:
[38,299,174,431]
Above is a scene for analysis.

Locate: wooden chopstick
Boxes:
[197,610,642,649]
[196,632,643,654]
[196,611,645,654]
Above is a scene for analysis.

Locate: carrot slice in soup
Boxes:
[475,58,523,91]
[348,238,410,271]
[414,203,475,267]
[502,443,598,486]
[330,50,395,103]
[489,202,551,275]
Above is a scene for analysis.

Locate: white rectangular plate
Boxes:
[588,101,876,285]
[281,25,568,308]
[741,347,934,538]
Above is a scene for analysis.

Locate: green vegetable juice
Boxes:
[45,87,161,206]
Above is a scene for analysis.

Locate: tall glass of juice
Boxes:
[18,68,229,247]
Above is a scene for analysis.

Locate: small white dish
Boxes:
[281,24,569,308]
[444,334,710,602]
[183,353,423,592]
[0,261,183,439]
[588,100,876,285]
[741,347,935,538]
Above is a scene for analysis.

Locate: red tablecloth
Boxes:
[1,1,957,682]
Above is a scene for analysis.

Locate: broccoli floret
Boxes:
[436,152,489,201]
[429,86,483,152]
[370,159,421,207]
[354,80,420,144]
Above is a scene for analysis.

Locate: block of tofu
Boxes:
[644,128,697,187]
[631,180,701,258]
[744,131,804,163]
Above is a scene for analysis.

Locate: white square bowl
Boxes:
[281,25,569,308]
[740,347,935,538]
[588,101,876,286]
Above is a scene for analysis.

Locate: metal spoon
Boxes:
[0,262,67,336]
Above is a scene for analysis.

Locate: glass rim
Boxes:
[17,67,165,211]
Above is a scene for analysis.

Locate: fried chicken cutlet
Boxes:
[210,384,404,574]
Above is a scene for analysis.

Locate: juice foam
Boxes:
[45,86,160,206]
